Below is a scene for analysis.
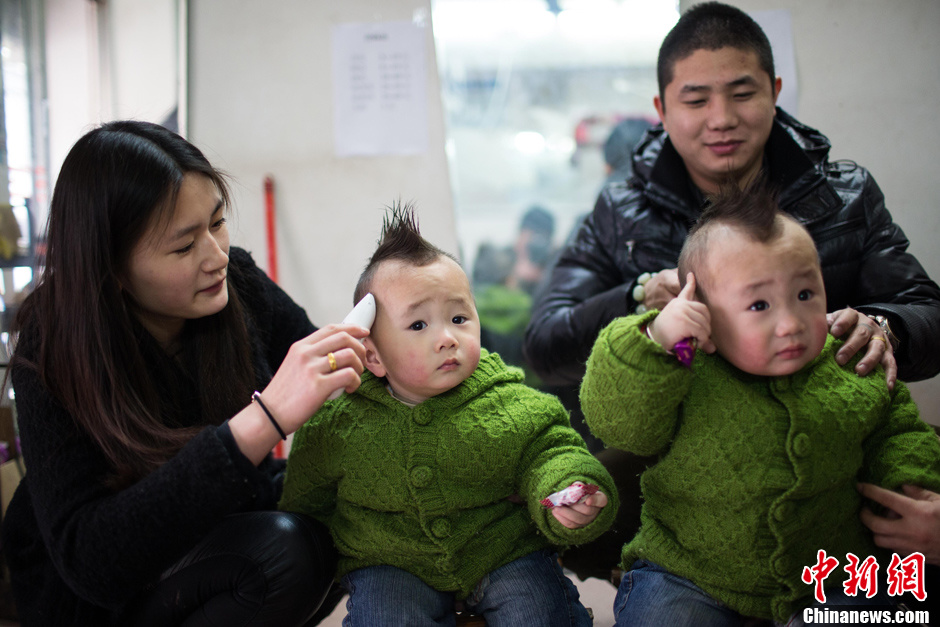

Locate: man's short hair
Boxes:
[677,182,808,299]
[657,2,775,106]
[354,201,457,303]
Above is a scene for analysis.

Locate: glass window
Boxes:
[431,0,677,384]
[0,0,46,361]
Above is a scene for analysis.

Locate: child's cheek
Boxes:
[723,332,765,374]
[812,319,829,354]
[467,340,482,369]
[404,348,433,379]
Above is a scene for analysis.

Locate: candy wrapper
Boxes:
[673,338,696,368]
[540,482,599,508]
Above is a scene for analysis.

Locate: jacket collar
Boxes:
[632,108,843,224]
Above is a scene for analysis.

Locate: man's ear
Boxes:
[362,337,387,378]
[653,94,666,123]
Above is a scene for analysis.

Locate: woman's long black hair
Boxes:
[12,120,254,488]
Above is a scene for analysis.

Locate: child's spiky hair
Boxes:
[354,201,458,303]
[677,180,810,299]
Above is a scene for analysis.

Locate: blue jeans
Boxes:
[341,550,592,626]
[615,560,897,627]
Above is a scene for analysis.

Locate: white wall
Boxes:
[107,0,178,125]
[44,0,180,217]
[44,0,99,190]
[187,0,456,325]
[682,0,940,423]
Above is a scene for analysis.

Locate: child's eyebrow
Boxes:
[447,296,474,308]
[403,296,473,314]
[742,268,819,293]
[786,267,821,284]
[742,278,773,293]
[405,297,431,314]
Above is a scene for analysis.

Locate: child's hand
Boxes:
[648,273,715,354]
[550,491,609,529]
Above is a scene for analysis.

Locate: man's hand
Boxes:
[649,274,716,354]
[640,268,681,312]
[827,308,897,390]
[550,491,609,529]
[858,483,940,565]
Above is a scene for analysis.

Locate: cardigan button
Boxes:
[410,466,433,487]
[413,410,432,426]
[774,555,790,577]
[792,433,811,457]
[431,518,451,538]
[773,502,793,522]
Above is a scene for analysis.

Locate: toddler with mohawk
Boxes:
[281,202,616,626]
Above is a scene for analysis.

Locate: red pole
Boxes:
[263,176,279,283]
[263,176,285,458]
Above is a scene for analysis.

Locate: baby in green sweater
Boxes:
[581,185,940,625]
[281,203,617,626]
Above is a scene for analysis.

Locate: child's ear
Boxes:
[362,337,387,378]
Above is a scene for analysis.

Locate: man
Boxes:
[524,0,940,585]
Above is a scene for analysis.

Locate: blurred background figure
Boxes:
[473,205,559,387]
[527,119,655,454]
[601,117,653,187]
[508,206,556,296]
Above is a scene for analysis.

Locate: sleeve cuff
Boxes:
[215,421,280,508]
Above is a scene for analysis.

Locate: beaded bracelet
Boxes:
[632,271,657,314]
[251,391,287,440]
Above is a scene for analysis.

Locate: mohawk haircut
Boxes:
[354,201,458,303]
[658,2,775,107]
[677,181,808,300]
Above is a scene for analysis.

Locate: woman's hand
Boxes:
[858,483,940,565]
[550,492,609,529]
[828,308,897,390]
[230,324,368,464]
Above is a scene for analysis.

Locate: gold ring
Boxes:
[327,352,338,372]
[870,336,887,346]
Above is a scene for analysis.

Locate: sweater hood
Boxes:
[349,349,525,411]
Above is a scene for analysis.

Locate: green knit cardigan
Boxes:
[580,313,940,622]
[280,350,618,597]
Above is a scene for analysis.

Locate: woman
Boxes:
[1,120,367,625]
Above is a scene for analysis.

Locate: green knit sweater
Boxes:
[280,350,618,597]
[581,313,940,622]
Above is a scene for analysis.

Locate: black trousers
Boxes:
[123,511,341,627]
